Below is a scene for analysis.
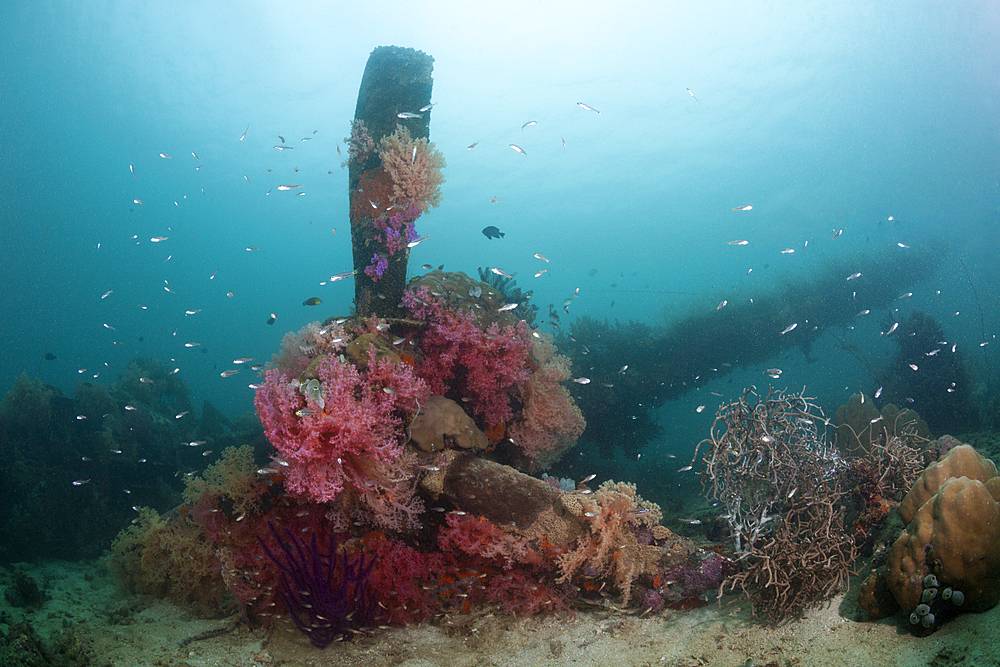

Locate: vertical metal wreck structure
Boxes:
[347,46,436,318]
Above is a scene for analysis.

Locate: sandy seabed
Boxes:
[3,560,998,667]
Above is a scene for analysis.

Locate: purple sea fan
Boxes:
[259,522,381,647]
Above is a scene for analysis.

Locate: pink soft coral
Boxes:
[254,350,429,531]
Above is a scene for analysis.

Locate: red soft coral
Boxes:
[254,351,429,531]
[406,296,532,428]
[438,513,548,570]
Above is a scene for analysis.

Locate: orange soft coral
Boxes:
[508,333,585,469]
[556,481,663,604]
[377,125,446,212]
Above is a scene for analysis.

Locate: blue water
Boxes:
[2,0,998,429]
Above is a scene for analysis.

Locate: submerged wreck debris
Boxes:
[348,45,443,319]
[562,243,949,457]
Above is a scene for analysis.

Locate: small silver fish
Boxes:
[467,142,478,150]
[678,465,693,472]
[780,323,798,335]
[576,102,601,114]
[296,408,317,417]
[220,370,240,377]
[397,112,422,119]
[509,144,527,156]
[847,272,862,281]
[678,518,701,524]
[732,205,753,211]
[497,303,519,312]
[572,377,591,384]
[521,120,537,130]
[491,267,513,278]
[886,322,899,335]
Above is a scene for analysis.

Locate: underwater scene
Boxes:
[2,1,999,666]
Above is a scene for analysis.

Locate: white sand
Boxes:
[2,560,997,667]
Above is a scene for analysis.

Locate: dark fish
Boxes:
[482,226,505,239]
[303,297,322,306]
[266,316,275,325]
[44,352,56,360]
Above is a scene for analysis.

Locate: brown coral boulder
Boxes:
[888,475,1000,614]
[408,395,487,452]
[833,393,929,457]
[899,444,998,524]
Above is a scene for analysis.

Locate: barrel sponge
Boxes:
[887,475,1000,613]
[899,444,998,524]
